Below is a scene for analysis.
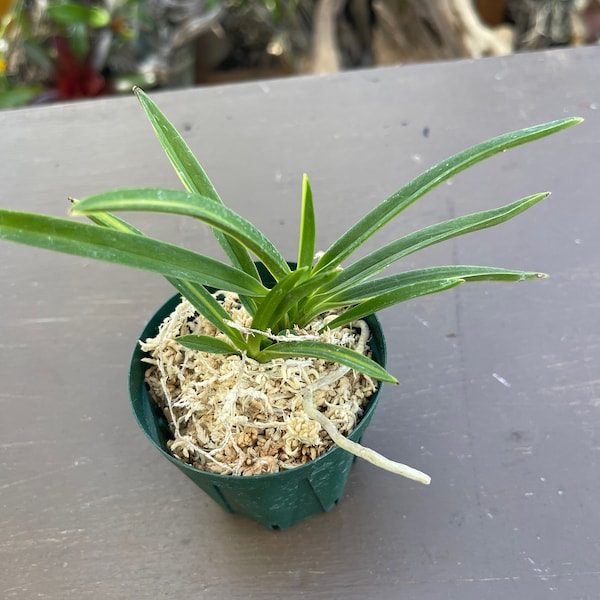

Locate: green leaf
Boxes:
[71,201,247,349]
[47,4,110,27]
[72,199,144,234]
[133,88,220,201]
[0,209,267,297]
[250,267,310,339]
[330,266,546,305]
[257,341,397,384]
[314,118,582,273]
[86,6,111,27]
[323,279,465,331]
[297,174,316,269]
[166,279,247,350]
[68,23,89,61]
[0,86,42,109]
[251,268,341,336]
[284,268,340,326]
[132,87,259,283]
[72,187,290,281]
[175,335,237,355]
[47,4,88,25]
[322,265,545,329]
[326,192,549,296]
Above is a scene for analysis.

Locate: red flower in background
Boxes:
[52,35,107,99]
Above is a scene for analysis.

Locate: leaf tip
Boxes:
[379,372,399,385]
[302,172,311,190]
[132,86,147,101]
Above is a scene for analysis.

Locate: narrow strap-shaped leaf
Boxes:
[257,341,398,384]
[133,87,260,290]
[165,279,247,350]
[73,200,247,349]
[330,266,546,304]
[246,267,309,355]
[249,267,339,338]
[326,192,549,295]
[252,268,340,335]
[72,187,290,281]
[284,268,340,326]
[323,279,465,331]
[175,335,237,355]
[134,87,220,200]
[0,209,267,297]
[314,118,582,272]
[297,174,316,269]
[71,199,144,235]
[250,267,309,333]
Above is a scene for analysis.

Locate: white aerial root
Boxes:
[297,321,431,485]
[301,386,431,485]
[141,293,431,483]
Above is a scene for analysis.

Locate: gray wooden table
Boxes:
[2,46,599,599]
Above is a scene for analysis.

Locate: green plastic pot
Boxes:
[129,268,387,530]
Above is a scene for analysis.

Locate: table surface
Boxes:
[2,45,599,599]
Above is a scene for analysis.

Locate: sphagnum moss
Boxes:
[141,294,379,477]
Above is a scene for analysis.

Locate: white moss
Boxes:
[140,294,377,476]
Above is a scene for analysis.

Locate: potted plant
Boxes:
[0,88,581,528]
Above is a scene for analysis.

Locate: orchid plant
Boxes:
[0,89,581,378]
[0,90,580,480]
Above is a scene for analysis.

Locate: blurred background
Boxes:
[1,0,599,108]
